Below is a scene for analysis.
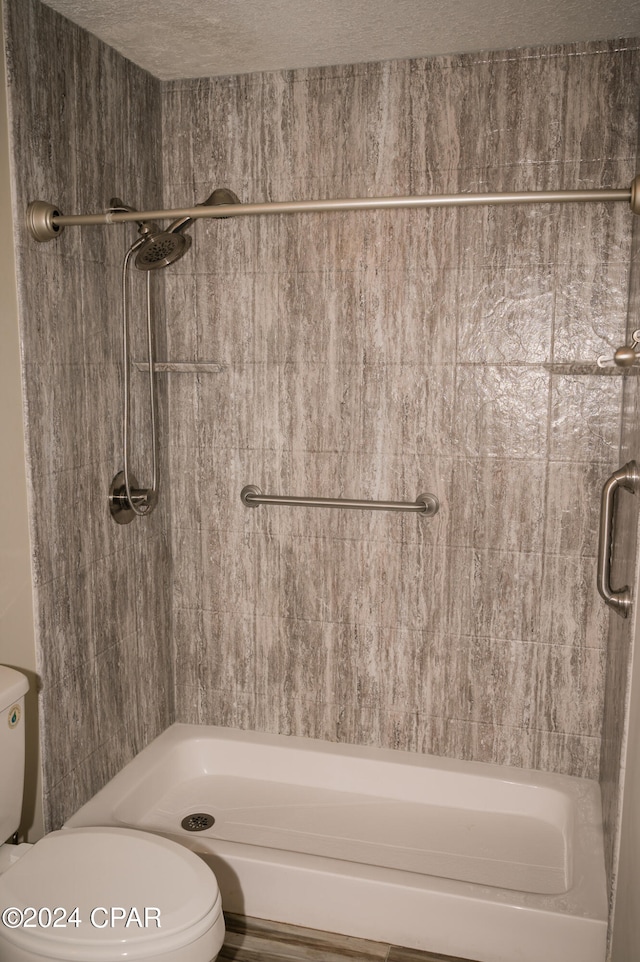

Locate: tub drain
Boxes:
[181,813,215,832]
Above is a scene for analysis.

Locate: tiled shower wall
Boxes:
[601,141,640,897]
[3,0,172,831]
[163,40,640,778]
[5,0,640,840]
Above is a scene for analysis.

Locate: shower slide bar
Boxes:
[240,485,439,516]
[26,177,640,241]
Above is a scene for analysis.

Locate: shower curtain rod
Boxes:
[26,177,640,242]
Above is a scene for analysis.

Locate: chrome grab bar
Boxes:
[597,461,640,617]
[241,485,439,516]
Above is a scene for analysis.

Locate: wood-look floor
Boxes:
[220,914,476,962]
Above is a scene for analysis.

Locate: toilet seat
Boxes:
[0,827,224,961]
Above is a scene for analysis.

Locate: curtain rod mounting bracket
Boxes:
[26,200,65,242]
[631,174,640,215]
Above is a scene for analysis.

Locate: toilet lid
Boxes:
[0,827,222,960]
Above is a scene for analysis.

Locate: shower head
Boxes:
[109,197,191,270]
[134,226,192,271]
[111,187,240,271]
[135,187,239,270]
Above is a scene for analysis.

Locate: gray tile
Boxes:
[556,159,636,269]
[540,551,609,650]
[544,461,604,557]
[198,687,258,730]
[164,274,199,359]
[532,643,606,738]
[456,165,560,271]
[452,366,550,459]
[481,54,567,169]
[549,375,623,463]
[560,44,640,165]
[456,267,554,364]
[364,267,459,368]
[280,360,455,457]
[278,534,445,633]
[448,458,546,552]
[289,73,369,195]
[443,547,543,643]
[278,269,367,366]
[552,262,629,364]
[195,271,280,365]
[424,636,539,731]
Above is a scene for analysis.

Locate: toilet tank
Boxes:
[0,667,29,843]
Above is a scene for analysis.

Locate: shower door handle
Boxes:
[597,461,640,617]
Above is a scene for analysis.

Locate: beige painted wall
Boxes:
[0,8,44,842]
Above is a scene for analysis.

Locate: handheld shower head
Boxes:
[112,187,240,271]
[134,226,192,271]
[109,198,189,270]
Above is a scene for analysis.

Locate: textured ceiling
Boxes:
[41,0,640,81]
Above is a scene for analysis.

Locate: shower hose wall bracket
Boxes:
[109,471,157,525]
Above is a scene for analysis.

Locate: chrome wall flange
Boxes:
[417,493,439,516]
[109,470,157,524]
[241,484,262,507]
[26,201,64,242]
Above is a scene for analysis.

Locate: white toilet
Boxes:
[0,666,226,962]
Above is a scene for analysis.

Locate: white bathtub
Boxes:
[65,724,608,962]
